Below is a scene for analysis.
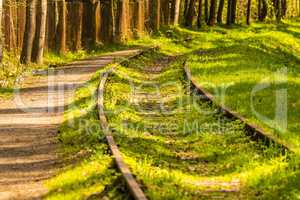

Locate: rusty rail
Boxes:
[184,65,292,154]
[97,49,153,200]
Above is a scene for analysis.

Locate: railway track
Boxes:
[97,48,290,199]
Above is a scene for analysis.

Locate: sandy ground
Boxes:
[0,50,139,200]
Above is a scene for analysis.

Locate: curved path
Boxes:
[0,49,139,200]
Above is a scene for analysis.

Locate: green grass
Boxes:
[127,18,300,154]
[44,69,131,200]
[44,19,300,199]
[104,51,293,199]
[185,21,300,154]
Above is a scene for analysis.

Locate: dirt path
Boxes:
[0,49,139,200]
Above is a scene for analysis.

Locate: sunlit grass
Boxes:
[44,69,130,200]
[104,51,291,199]
[43,18,300,199]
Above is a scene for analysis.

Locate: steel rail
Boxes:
[96,48,155,200]
[184,64,292,154]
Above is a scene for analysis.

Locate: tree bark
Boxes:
[162,0,170,25]
[21,0,37,64]
[204,0,208,23]
[230,0,237,23]
[93,1,101,43]
[275,0,282,22]
[73,1,83,51]
[208,0,216,26]
[261,0,267,21]
[226,0,232,25]
[135,0,145,36]
[217,0,225,23]
[197,0,202,28]
[185,0,195,26]
[173,0,181,25]
[150,0,160,31]
[101,0,115,42]
[258,0,261,20]
[55,0,66,54]
[33,0,47,64]
[0,0,3,63]
[184,0,190,18]
[116,0,129,42]
[246,0,251,25]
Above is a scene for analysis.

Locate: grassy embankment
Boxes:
[45,19,300,199]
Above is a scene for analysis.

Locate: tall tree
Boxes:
[135,0,145,36]
[173,0,181,25]
[184,0,190,18]
[116,0,130,42]
[208,0,216,26]
[101,0,115,42]
[162,0,171,25]
[73,1,83,51]
[258,0,267,21]
[0,0,2,62]
[246,0,251,25]
[21,0,37,64]
[55,0,66,54]
[258,0,261,20]
[93,0,101,43]
[150,0,160,31]
[275,0,282,22]
[230,0,237,23]
[226,0,232,25]
[185,0,195,26]
[217,0,225,23]
[204,0,209,23]
[197,0,203,27]
[32,0,47,64]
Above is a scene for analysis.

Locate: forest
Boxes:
[0,0,299,200]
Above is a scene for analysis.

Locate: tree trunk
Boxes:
[173,0,181,25]
[150,0,160,31]
[258,0,261,20]
[73,1,83,51]
[93,1,101,43]
[275,0,282,22]
[204,0,208,23]
[135,0,145,36]
[162,0,170,25]
[197,0,202,27]
[246,0,251,25]
[281,0,287,17]
[21,0,37,64]
[101,0,115,42]
[116,0,129,42]
[33,0,47,64]
[184,0,190,18]
[0,0,3,63]
[55,0,66,54]
[261,0,267,21]
[217,0,225,23]
[226,0,232,25]
[208,0,216,26]
[230,0,237,23]
[185,0,195,26]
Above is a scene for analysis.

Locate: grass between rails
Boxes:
[104,51,296,199]
[44,19,300,200]
[44,68,132,200]
[128,19,300,154]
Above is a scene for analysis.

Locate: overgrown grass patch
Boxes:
[104,51,292,199]
[44,69,130,200]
